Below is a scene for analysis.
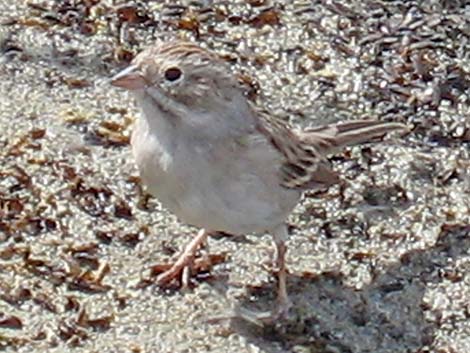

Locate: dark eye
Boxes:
[164,67,182,82]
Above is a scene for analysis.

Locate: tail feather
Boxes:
[301,120,407,155]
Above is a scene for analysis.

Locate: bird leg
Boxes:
[200,231,293,327]
[156,228,209,286]
[206,226,292,326]
[273,238,290,318]
[237,225,291,324]
[271,224,291,319]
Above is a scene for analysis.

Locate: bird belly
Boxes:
[171,173,299,234]
[134,137,300,234]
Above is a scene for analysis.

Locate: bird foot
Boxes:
[155,263,191,288]
[151,229,212,288]
[227,299,292,326]
[150,252,228,289]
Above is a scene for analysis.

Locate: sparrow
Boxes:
[110,40,406,322]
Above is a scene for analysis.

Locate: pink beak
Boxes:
[110,65,147,90]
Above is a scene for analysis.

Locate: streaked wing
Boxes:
[255,112,406,190]
[254,110,340,190]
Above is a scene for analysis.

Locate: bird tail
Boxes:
[300,120,407,155]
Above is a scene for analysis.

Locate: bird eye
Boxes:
[164,67,182,82]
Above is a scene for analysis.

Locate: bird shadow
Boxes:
[224,223,469,353]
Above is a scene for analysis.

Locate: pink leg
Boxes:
[206,226,291,326]
[239,225,291,324]
[272,228,291,319]
[156,229,209,286]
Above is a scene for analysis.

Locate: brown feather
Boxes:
[301,120,407,156]
[256,114,407,190]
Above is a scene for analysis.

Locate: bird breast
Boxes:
[131,121,300,235]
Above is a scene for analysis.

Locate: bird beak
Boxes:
[109,65,146,90]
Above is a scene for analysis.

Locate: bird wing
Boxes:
[254,110,339,190]
[255,111,406,190]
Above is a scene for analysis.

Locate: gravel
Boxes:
[1,1,469,352]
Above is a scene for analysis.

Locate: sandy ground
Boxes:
[1,1,469,352]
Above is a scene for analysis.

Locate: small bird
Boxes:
[110,40,406,322]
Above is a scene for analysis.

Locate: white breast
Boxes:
[132,120,300,235]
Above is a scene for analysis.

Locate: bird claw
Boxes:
[226,299,292,326]
[155,264,191,288]
[152,251,228,289]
